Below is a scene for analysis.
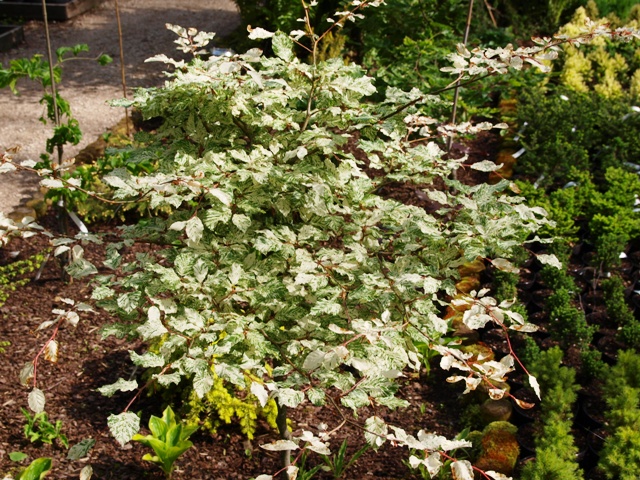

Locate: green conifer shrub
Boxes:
[599,351,640,479]
[521,347,584,480]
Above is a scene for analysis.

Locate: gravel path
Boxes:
[0,0,240,216]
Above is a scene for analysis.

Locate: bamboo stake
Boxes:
[41,0,63,170]
[41,0,70,267]
[114,0,131,136]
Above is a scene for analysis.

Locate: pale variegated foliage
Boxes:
[93,23,548,468]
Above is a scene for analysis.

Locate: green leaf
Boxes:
[149,415,169,440]
[67,438,96,460]
[129,351,165,368]
[185,216,204,243]
[132,406,196,475]
[108,412,140,446]
[470,160,502,172]
[306,388,326,406]
[91,286,114,300]
[9,451,28,462]
[272,31,294,62]
[232,214,252,232]
[109,97,134,108]
[364,416,387,449]
[116,291,142,314]
[17,457,52,480]
[66,258,98,278]
[536,253,562,269]
[98,54,113,66]
[192,364,214,398]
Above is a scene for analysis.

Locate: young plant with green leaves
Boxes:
[0,45,112,165]
[319,438,369,479]
[21,409,69,449]
[132,406,197,479]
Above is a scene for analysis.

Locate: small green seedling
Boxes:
[295,450,322,480]
[17,457,52,480]
[320,439,369,479]
[132,406,198,478]
[21,409,68,448]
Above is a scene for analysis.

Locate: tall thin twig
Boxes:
[114,0,130,135]
[41,0,63,170]
[447,0,475,153]
[41,0,70,246]
[483,0,497,27]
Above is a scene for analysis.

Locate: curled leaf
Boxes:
[19,362,34,387]
[80,465,94,480]
[513,396,535,410]
[488,388,506,400]
[44,340,58,363]
[536,253,562,269]
[260,440,299,451]
[491,258,520,274]
[451,460,474,480]
[470,161,504,172]
[248,26,275,40]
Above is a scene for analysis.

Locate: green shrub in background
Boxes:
[602,276,640,349]
[576,168,640,270]
[230,0,356,62]
[521,347,583,480]
[516,89,640,187]
[231,0,520,118]
[546,288,594,348]
[46,146,159,224]
[594,0,640,22]
[488,0,587,36]
[599,351,640,479]
[557,4,640,97]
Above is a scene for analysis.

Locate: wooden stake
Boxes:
[114,0,131,136]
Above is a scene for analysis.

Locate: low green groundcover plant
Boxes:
[21,409,68,449]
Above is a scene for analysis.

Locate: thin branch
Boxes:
[40,0,63,170]
[114,0,131,135]
[483,0,498,28]
[447,0,475,153]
